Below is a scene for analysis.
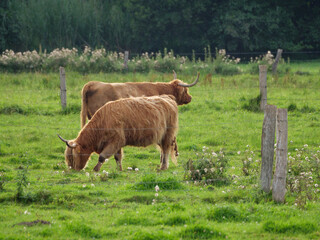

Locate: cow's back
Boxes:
[83,81,173,118]
[94,95,178,147]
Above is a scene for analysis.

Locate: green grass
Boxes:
[0,63,320,239]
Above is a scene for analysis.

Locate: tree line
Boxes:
[0,0,319,55]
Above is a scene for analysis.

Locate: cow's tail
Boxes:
[81,84,89,128]
[170,136,178,166]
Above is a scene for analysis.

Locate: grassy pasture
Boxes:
[0,63,320,239]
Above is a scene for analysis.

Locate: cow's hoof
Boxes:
[93,162,102,172]
[160,166,168,170]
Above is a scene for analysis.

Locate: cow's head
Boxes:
[58,134,91,170]
[170,72,199,105]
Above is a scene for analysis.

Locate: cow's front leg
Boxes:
[93,145,117,172]
[160,152,169,170]
[114,148,123,171]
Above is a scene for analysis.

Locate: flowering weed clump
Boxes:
[0,46,245,75]
[153,49,179,73]
[287,145,320,208]
[185,147,230,186]
[0,50,42,72]
[128,52,154,73]
[211,48,241,75]
[239,145,260,177]
[248,51,275,75]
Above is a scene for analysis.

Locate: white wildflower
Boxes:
[24,210,30,215]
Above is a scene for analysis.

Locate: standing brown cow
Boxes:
[80,73,199,128]
[58,95,179,171]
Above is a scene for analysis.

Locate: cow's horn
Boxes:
[178,72,200,87]
[57,134,76,148]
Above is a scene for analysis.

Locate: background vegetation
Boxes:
[1,0,320,55]
[0,60,319,239]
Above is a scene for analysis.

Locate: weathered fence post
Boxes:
[59,67,67,110]
[173,70,177,79]
[272,108,288,203]
[259,65,267,111]
[272,49,283,75]
[260,105,277,193]
[124,51,129,70]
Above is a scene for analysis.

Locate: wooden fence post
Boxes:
[173,70,177,79]
[259,65,267,111]
[272,108,288,203]
[124,51,129,70]
[272,49,283,75]
[260,105,277,193]
[59,67,67,110]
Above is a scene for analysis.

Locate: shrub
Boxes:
[248,51,275,74]
[154,49,179,73]
[44,47,78,71]
[287,145,320,208]
[212,48,241,75]
[184,147,230,186]
[129,52,153,73]
[0,50,43,72]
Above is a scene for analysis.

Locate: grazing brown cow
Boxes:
[80,73,199,128]
[58,95,179,171]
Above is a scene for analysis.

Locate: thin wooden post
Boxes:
[124,51,129,70]
[259,65,267,111]
[59,67,67,110]
[260,105,277,193]
[272,108,288,203]
[173,70,177,79]
[272,49,283,75]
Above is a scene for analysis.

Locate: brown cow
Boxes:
[80,73,199,128]
[58,95,179,172]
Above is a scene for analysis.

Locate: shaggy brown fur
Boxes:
[80,74,199,128]
[60,95,179,171]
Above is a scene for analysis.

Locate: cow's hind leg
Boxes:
[160,133,177,170]
[114,148,123,171]
[93,145,118,172]
[159,143,170,170]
